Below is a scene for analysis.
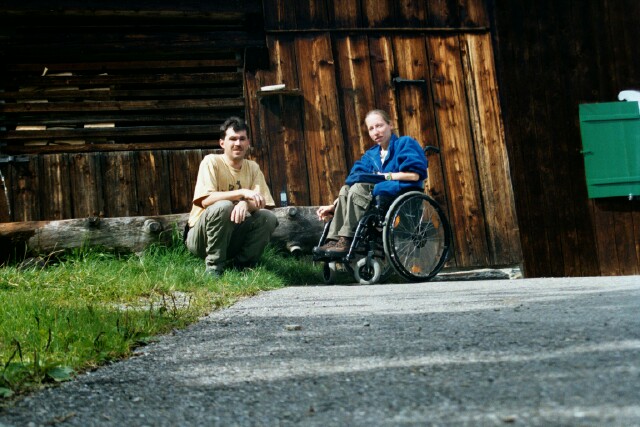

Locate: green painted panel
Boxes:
[579,102,640,198]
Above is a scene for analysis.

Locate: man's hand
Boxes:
[231,200,250,224]
[241,189,266,210]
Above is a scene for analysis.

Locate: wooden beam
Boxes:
[1,142,222,155]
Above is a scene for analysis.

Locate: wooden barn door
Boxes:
[381,33,520,268]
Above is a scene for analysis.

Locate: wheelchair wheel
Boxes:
[322,262,338,284]
[353,257,382,285]
[383,191,451,282]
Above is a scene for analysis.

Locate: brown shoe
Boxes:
[317,239,338,252]
[326,236,352,254]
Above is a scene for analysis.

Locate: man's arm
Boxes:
[198,189,266,210]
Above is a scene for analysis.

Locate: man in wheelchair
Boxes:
[313,109,427,257]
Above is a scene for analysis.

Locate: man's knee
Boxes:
[255,209,278,233]
[204,200,234,223]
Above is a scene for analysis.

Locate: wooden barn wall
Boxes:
[0,0,263,221]
[489,0,640,277]
[247,0,522,269]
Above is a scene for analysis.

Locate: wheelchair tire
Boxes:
[383,191,451,282]
[322,262,338,284]
[354,257,382,285]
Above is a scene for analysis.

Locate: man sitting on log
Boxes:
[185,116,278,277]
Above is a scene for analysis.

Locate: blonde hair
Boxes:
[365,109,392,124]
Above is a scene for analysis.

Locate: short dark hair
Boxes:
[220,116,249,139]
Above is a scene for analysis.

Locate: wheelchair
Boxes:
[312,147,452,285]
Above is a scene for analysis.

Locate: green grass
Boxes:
[0,242,322,399]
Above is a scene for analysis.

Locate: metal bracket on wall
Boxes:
[0,155,30,164]
[392,77,426,85]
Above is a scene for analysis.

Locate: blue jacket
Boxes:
[345,134,428,197]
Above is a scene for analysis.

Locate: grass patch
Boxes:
[0,242,322,399]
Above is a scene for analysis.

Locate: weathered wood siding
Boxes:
[250,0,522,268]
[1,0,524,272]
[490,0,640,276]
[0,0,263,218]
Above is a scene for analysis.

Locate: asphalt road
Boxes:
[1,275,639,426]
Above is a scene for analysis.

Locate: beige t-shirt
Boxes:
[188,154,275,227]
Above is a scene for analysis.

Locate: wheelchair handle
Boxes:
[424,145,440,155]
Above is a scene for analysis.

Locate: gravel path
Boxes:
[1,275,639,426]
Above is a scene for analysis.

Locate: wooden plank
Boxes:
[269,36,300,95]
[39,154,72,220]
[244,70,271,182]
[0,165,10,222]
[427,35,489,267]
[613,202,640,275]
[606,0,640,89]
[426,0,460,27]
[264,35,310,206]
[1,88,243,101]
[458,0,489,27]
[1,99,245,114]
[8,157,40,222]
[2,32,265,53]
[490,3,551,277]
[330,0,361,27]
[260,96,289,207]
[391,34,452,265]
[3,125,219,141]
[391,35,445,204]
[6,59,242,73]
[296,0,329,28]
[259,94,310,207]
[260,0,297,30]
[134,151,172,216]
[5,72,242,88]
[368,36,399,132]
[0,0,263,16]
[279,95,311,207]
[101,152,138,217]
[3,141,223,155]
[295,33,347,205]
[69,153,103,218]
[168,150,196,214]
[635,207,640,274]
[530,2,595,277]
[396,0,427,26]
[590,200,618,275]
[168,149,210,214]
[461,33,521,265]
[361,0,394,27]
[333,35,376,167]
[3,112,239,127]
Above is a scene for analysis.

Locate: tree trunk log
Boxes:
[0,207,324,261]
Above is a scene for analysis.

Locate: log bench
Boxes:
[0,207,323,262]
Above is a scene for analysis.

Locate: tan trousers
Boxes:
[327,183,375,240]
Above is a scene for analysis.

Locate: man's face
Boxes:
[220,127,250,163]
